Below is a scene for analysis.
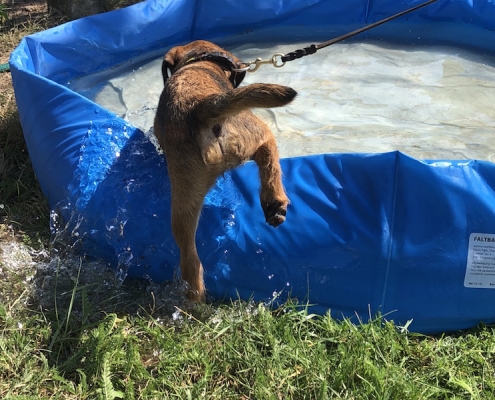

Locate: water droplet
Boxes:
[115,249,133,285]
[106,224,115,232]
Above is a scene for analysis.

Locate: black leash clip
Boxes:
[280,44,318,63]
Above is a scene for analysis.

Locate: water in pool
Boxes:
[68,39,495,161]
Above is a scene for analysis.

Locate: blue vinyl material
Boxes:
[9,0,495,333]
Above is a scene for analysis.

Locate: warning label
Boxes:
[464,233,495,289]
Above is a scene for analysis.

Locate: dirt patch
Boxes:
[1,0,49,30]
[0,0,63,55]
[0,0,65,116]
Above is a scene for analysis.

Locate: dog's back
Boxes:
[155,50,296,141]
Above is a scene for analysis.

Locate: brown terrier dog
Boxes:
[153,40,297,301]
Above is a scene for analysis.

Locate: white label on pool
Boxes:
[464,233,495,289]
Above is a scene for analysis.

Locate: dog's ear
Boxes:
[228,53,246,88]
[162,49,175,84]
[162,46,184,84]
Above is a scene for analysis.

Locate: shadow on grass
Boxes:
[0,110,50,245]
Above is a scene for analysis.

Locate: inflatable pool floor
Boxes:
[71,39,495,161]
[9,0,495,333]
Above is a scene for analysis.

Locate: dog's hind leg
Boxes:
[252,136,289,227]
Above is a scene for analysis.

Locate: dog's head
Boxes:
[161,40,246,88]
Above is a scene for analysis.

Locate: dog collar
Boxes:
[181,51,246,87]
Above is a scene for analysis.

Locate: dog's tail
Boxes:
[194,83,297,124]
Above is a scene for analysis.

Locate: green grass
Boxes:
[2,2,495,399]
[1,288,495,399]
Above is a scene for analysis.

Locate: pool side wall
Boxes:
[9,0,495,333]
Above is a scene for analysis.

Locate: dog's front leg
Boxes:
[171,199,205,301]
[253,136,289,227]
[168,164,218,301]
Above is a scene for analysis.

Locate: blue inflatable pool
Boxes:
[10,0,495,333]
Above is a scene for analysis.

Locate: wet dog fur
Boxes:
[153,40,297,301]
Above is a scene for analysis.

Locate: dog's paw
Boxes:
[262,200,287,227]
[186,287,206,302]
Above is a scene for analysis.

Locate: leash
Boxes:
[234,0,438,73]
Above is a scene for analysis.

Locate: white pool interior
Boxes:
[68,39,495,161]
